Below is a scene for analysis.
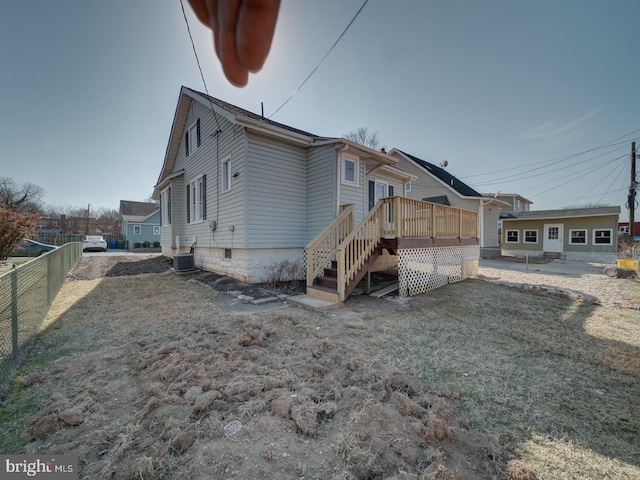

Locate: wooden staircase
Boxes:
[307,244,383,303]
[305,197,479,303]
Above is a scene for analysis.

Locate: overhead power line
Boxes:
[462,128,640,180]
[179,0,222,131]
[269,0,370,119]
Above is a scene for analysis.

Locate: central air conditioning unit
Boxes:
[174,253,195,272]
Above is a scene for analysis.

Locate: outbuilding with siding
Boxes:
[501,206,620,262]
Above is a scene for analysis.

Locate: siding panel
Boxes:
[246,133,307,248]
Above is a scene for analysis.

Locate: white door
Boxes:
[543,224,563,252]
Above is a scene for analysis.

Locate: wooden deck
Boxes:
[305,197,479,302]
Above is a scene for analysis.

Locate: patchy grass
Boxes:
[389,279,640,478]
[1,271,638,479]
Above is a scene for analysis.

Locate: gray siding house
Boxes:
[388,149,508,249]
[153,87,415,283]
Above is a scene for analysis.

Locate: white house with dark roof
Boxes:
[152,86,482,302]
[388,149,509,250]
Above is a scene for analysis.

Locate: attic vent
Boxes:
[174,253,195,272]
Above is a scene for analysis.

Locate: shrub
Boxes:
[265,259,303,289]
[153,241,160,248]
[134,242,142,248]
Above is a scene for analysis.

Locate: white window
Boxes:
[161,187,171,226]
[405,180,412,194]
[133,225,141,235]
[505,230,519,243]
[341,154,359,186]
[153,226,160,235]
[593,229,612,245]
[523,229,538,244]
[188,176,205,223]
[222,157,232,192]
[569,229,587,245]
[186,118,201,157]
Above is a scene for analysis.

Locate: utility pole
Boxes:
[630,142,636,238]
[86,203,91,234]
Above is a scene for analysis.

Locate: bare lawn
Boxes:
[1,256,639,479]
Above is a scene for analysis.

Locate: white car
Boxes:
[83,235,107,252]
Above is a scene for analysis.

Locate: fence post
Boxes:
[47,253,54,307]
[11,268,19,360]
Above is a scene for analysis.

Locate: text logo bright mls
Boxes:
[2,456,78,479]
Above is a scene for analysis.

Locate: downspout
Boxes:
[336,145,349,216]
[478,199,486,248]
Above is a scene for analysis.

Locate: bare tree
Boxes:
[343,127,382,151]
[0,177,44,214]
[94,207,120,234]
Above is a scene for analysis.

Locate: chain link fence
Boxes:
[0,243,82,388]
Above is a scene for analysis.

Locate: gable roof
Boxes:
[154,87,411,196]
[502,206,620,221]
[119,200,158,217]
[391,149,487,196]
[184,87,319,138]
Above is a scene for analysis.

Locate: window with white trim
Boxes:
[405,180,412,194]
[160,187,171,226]
[185,118,201,157]
[569,229,587,245]
[133,225,141,235]
[188,176,205,223]
[523,229,538,244]
[593,229,612,245]
[222,157,232,192]
[153,226,160,235]
[341,154,359,186]
[505,230,519,243]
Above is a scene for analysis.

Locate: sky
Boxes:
[1,0,638,220]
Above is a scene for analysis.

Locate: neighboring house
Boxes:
[483,193,533,243]
[501,206,620,261]
[484,193,533,214]
[37,216,62,234]
[152,87,480,301]
[388,150,509,250]
[618,221,640,239]
[119,200,160,249]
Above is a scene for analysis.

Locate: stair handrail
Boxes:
[335,199,388,301]
[305,204,355,286]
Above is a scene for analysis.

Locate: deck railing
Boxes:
[306,197,478,301]
[305,204,355,287]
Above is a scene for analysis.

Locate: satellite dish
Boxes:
[440,160,448,168]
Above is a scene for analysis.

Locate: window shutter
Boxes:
[196,118,201,147]
[368,181,375,210]
[389,185,394,197]
[202,174,207,220]
[185,131,189,157]
[186,185,190,223]
[159,193,163,226]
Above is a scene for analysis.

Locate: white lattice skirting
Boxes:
[398,245,479,297]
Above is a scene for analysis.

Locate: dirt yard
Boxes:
[3,255,639,479]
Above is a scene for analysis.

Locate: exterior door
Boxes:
[543,224,563,252]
